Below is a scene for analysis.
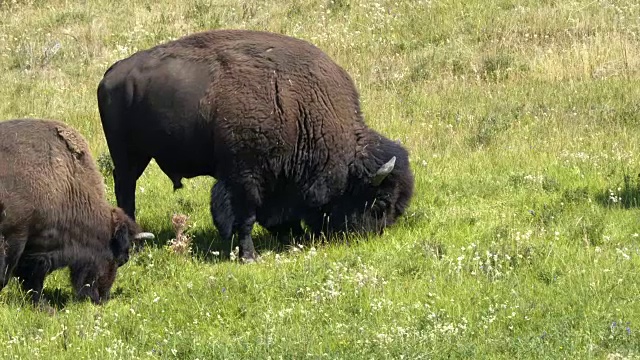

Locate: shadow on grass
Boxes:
[39,282,143,311]
[593,173,640,209]
[40,288,73,309]
[133,223,303,263]
[398,207,429,229]
[0,282,118,313]
[132,203,428,264]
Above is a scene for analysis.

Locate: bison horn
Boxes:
[372,156,396,186]
[134,232,155,240]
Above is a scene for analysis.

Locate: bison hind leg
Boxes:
[112,152,152,221]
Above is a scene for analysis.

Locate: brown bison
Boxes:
[97,29,414,262]
[0,118,154,307]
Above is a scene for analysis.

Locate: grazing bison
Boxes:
[0,118,154,307]
[97,29,414,262]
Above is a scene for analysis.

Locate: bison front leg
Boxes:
[234,210,258,263]
[13,256,51,306]
[229,191,260,263]
[0,233,27,290]
[214,180,260,262]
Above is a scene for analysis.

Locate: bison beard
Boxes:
[97,29,414,262]
[0,119,154,307]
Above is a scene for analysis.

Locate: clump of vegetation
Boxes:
[96,151,114,178]
[167,213,192,255]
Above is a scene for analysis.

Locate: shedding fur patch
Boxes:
[56,126,85,159]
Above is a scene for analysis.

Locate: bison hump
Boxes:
[55,126,85,159]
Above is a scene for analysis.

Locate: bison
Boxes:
[0,118,154,307]
[97,29,414,262]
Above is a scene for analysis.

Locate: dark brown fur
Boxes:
[0,118,146,306]
[98,29,414,262]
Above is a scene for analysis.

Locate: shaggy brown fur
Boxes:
[0,118,152,306]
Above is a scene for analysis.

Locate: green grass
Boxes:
[2,0,640,358]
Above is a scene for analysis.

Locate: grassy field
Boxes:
[1,0,640,358]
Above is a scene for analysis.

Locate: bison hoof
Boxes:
[241,257,255,264]
[241,255,260,264]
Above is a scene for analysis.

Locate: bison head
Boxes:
[110,208,155,266]
[70,256,118,305]
[321,134,414,236]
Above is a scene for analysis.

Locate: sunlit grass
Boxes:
[1,0,640,358]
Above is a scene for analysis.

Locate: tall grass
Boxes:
[1,0,640,358]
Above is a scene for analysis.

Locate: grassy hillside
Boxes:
[1,0,640,358]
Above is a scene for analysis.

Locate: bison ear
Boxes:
[110,208,134,267]
[372,156,396,186]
